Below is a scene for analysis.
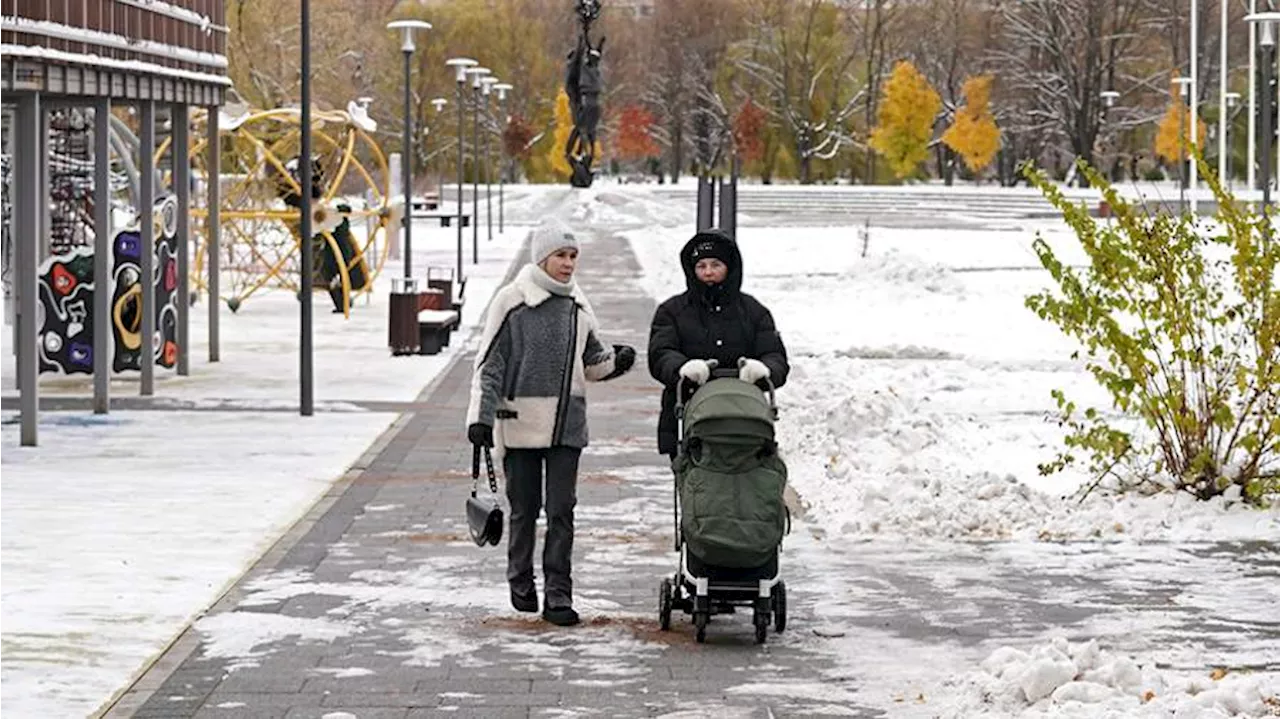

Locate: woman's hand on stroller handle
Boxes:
[738,357,770,384]
[679,359,713,385]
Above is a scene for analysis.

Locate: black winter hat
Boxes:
[688,238,733,267]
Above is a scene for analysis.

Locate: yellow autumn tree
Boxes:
[942,75,1001,173]
[1155,83,1209,164]
[870,61,942,179]
[545,88,604,181]
[548,89,575,180]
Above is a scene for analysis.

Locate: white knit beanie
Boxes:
[529,217,581,265]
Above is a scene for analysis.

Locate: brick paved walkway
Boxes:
[111,223,881,718]
[98,195,1280,719]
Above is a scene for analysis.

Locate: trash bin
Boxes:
[389,277,420,356]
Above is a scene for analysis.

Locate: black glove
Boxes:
[467,423,493,448]
[613,344,636,374]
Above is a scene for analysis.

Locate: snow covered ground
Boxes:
[0,188,556,717]
[2,182,1277,718]
[621,208,1279,544]
[604,185,1279,717]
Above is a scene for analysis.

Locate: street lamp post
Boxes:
[1100,90,1119,180]
[431,97,447,191]
[481,76,499,242]
[493,82,513,234]
[1221,0,1230,189]
[466,66,491,264]
[386,19,432,279]
[1190,0,1199,216]
[300,0,314,416]
[1247,12,1280,219]
[1250,0,1259,192]
[446,58,477,284]
[1226,91,1241,192]
[1175,76,1193,215]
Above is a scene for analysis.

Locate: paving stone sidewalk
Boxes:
[111,226,880,719]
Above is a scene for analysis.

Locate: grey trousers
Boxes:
[503,446,581,608]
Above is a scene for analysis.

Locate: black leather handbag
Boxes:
[466,445,503,547]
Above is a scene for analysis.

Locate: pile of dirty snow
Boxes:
[940,637,1280,718]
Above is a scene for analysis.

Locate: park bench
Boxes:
[413,212,470,228]
[388,270,467,356]
[417,308,460,355]
[410,192,440,212]
[416,268,466,355]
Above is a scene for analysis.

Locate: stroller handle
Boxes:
[674,357,777,416]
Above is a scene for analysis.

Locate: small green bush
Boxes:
[1024,159,1279,504]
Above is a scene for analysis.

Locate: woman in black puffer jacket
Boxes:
[647,229,790,458]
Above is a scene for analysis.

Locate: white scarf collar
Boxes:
[529,264,577,296]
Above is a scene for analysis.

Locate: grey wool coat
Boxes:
[466,264,622,456]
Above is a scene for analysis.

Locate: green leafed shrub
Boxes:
[1024,159,1279,504]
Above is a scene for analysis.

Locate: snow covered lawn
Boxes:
[624,219,1279,543]
[619,191,1279,718]
[1,212,530,717]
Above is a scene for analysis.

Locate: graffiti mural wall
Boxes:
[155,195,180,369]
[38,195,182,375]
[37,247,96,375]
[2,153,13,320]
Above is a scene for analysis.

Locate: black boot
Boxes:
[542,605,580,626]
[510,586,538,613]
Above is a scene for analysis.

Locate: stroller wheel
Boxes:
[694,612,708,643]
[753,598,770,645]
[659,578,673,631]
[773,581,787,633]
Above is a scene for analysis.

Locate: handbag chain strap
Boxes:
[471,445,499,496]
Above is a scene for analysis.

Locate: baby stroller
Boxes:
[658,359,790,644]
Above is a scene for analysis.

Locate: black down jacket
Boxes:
[647,230,789,456]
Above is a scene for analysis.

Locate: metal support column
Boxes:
[485,92,493,242]
[1263,44,1274,222]
[472,88,480,264]
[174,104,191,376]
[1190,0,1199,215]
[39,104,50,263]
[718,157,739,240]
[456,82,465,283]
[207,105,221,362]
[300,0,315,416]
[696,175,715,231]
[16,93,41,446]
[93,98,112,413]
[402,48,414,278]
[140,101,156,396]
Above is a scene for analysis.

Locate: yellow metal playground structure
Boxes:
[178,103,398,317]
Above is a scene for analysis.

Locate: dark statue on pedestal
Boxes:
[565,0,604,188]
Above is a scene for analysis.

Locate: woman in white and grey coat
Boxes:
[466,217,636,626]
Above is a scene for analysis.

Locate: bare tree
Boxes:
[737,0,866,184]
[641,0,742,182]
[989,0,1152,187]
[855,0,902,183]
